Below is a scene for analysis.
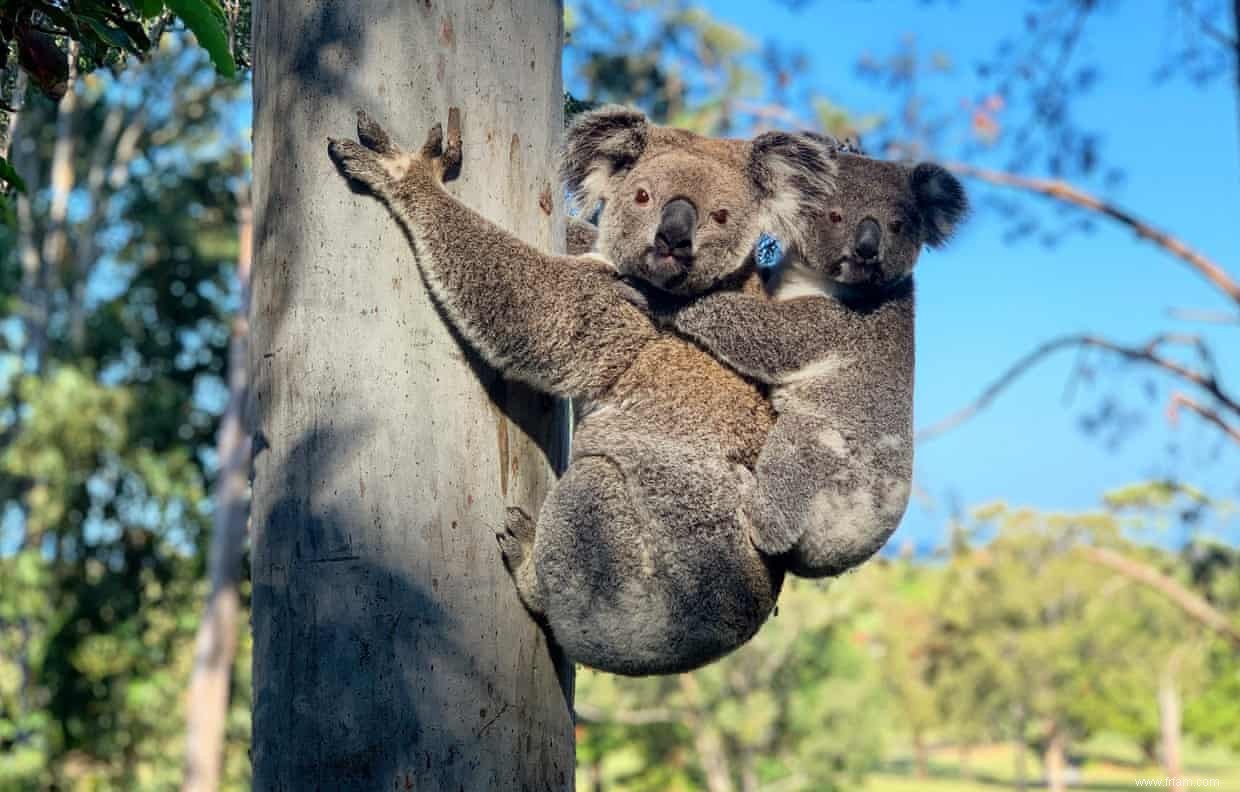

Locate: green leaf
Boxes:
[133,0,165,18]
[0,156,26,193]
[165,0,236,78]
[80,16,143,55]
[115,17,153,52]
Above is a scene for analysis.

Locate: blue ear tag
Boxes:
[755,234,783,269]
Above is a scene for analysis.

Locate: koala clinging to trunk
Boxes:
[664,151,967,578]
[328,107,836,674]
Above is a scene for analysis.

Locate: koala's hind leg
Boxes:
[534,445,782,676]
[496,506,546,615]
[778,420,912,579]
[746,414,827,555]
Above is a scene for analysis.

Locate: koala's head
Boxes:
[561,106,836,295]
[797,152,968,287]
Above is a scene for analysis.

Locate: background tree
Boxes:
[0,32,249,788]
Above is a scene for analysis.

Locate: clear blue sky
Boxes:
[579,1,1240,551]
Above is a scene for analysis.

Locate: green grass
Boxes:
[861,736,1240,791]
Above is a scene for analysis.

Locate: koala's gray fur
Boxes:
[328,107,836,675]
[669,152,967,578]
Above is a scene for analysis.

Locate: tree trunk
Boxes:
[1044,726,1067,792]
[249,2,573,790]
[1013,703,1029,792]
[1158,651,1185,792]
[679,675,734,792]
[912,729,929,779]
[739,748,759,792]
[182,192,253,792]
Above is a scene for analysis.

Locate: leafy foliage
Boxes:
[0,0,240,101]
[0,35,250,789]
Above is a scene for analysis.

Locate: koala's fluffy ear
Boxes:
[560,105,651,211]
[747,132,839,249]
[911,163,968,247]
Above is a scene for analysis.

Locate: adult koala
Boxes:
[328,106,835,675]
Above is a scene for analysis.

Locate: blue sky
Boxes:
[580,1,1240,551]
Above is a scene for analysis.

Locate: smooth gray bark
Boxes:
[249,2,573,789]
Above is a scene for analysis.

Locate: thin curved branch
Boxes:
[945,162,1240,306]
[917,333,1240,444]
[1167,307,1240,325]
[1168,392,1240,444]
[1083,546,1240,650]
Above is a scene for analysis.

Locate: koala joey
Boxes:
[666,151,968,578]
[328,106,836,674]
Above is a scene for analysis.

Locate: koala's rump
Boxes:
[535,337,781,675]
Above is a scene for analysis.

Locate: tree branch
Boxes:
[1167,307,1240,325]
[945,161,1240,306]
[1234,0,1240,160]
[1167,392,1240,444]
[917,333,1240,444]
[1082,546,1240,649]
[1179,0,1239,49]
[573,703,683,726]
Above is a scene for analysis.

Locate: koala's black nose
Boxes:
[655,198,697,260]
[854,217,882,261]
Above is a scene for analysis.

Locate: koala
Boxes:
[664,151,967,578]
[327,106,836,674]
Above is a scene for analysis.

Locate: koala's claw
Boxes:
[496,506,546,615]
[422,122,444,159]
[418,109,462,181]
[442,107,463,180]
[356,110,398,155]
[327,137,387,190]
[496,506,536,573]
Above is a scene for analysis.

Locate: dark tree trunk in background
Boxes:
[249,1,573,789]
[182,192,253,792]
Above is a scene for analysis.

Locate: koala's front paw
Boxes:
[613,277,651,313]
[495,506,546,615]
[327,109,463,193]
[327,132,394,193]
[417,107,463,183]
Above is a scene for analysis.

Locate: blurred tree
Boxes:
[0,33,249,789]
[576,577,886,792]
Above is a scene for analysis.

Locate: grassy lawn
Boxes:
[861,737,1240,791]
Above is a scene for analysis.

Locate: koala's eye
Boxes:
[889,219,904,234]
[710,209,729,225]
[829,210,843,224]
[635,188,651,205]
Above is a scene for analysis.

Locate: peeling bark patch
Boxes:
[359,478,366,498]
[435,54,446,83]
[508,133,521,166]
[496,413,510,497]
[538,185,553,215]
[439,15,454,47]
